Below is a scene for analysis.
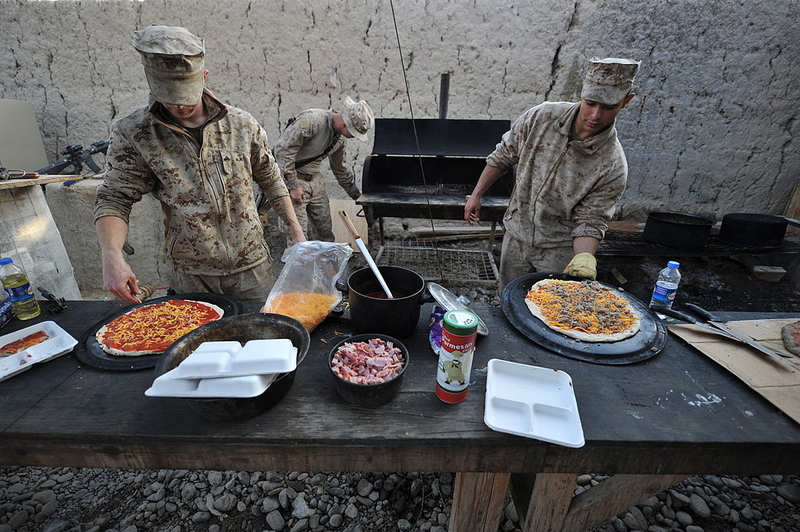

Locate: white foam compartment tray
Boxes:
[484,359,584,448]
[145,368,278,398]
[0,321,78,382]
[172,339,297,379]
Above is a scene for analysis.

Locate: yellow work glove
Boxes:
[563,252,597,280]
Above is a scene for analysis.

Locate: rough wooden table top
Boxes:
[0,301,798,475]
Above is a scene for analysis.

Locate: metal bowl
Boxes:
[155,313,310,421]
[328,334,409,406]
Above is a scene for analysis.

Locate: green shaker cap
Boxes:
[443,309,479,334]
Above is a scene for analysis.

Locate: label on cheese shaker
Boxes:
[435,310,478,404]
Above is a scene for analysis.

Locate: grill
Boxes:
[375,241,499,286]
[358,118,514,244]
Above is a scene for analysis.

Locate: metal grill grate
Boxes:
[379,183,475,196]
[375,243,498,285]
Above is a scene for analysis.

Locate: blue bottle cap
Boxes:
[667,261,680,268]
[0,258,12,265]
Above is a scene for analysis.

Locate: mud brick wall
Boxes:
[1,0,798,224]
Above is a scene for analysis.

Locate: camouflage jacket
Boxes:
[488,101,627,248]
[94,90,289,275]
[272,109,360,199]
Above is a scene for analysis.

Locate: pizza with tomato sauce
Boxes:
[96,300,224,356]
[524,279,641,342]
[0,331,50,356]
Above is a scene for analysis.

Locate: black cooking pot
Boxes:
[347,266,426,338]
[643,211,714,248]
[718,213,788,248]
[155,313,310,421]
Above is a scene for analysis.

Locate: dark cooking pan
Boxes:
[643,211,714,248]
[718,213,799,248]
[155,313,310,421]
[501,272,668,365]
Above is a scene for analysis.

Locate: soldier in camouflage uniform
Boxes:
[465,57,640,290]
[94,26,305,303]
[273,97,374,241]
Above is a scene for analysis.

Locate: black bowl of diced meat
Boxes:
[328,334,409,406]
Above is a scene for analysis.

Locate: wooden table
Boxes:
[1,301,799,532]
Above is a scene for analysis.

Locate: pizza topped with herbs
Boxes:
[96,300,224,357]
[524,279,641,342]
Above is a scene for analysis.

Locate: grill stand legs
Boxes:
[488,221,498,251]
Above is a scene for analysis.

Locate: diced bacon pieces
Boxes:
[331,338,405,385]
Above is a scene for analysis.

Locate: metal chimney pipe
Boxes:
[439,72,450,119]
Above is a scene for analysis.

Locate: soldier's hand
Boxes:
[102,255,142,303]
[464,195,482,224]
[290,187,307,203]
[563,253,597,280]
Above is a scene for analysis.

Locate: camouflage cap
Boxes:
[341,96,374,142]
[581,57,640,105]
[133,26,206,106]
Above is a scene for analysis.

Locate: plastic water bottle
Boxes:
[0,258,41,320]
[649,261,681,311]
[0,288,12,330]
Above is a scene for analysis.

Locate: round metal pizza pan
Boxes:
[75,293,244,371]
[501,272,668,365]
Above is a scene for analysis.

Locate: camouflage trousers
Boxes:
[292,172,335,242]
[498,234,573,292]
[170,260,273,303]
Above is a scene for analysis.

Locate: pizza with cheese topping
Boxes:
[96,300,224,356]
[524,279,640,342]
[0,331,50,356]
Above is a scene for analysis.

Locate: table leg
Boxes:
[521,472,579,532]
[449,472,510,532]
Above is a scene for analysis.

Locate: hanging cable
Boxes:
[387,0,445,275]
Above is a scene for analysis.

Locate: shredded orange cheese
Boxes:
[263,292,339,332]
[99,300,222,353]
[526,280,638,335]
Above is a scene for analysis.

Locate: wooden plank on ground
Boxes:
[330,198,367,251]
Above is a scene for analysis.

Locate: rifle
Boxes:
[36,140,109,177]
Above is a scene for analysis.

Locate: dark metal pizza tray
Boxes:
[75,293,244,371]
[501,272,668,365]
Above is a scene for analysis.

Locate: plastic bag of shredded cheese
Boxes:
[260,241,353,332]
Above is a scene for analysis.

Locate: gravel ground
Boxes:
[0,467,797,532]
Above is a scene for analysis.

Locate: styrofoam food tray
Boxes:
[0,321,78,382]
[484,359,584,448]
[145,368,278,398]
[172,339,297,379]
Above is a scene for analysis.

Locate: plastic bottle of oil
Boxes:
[0,257,41,320]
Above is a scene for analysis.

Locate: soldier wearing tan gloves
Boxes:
[272,97,374,241]
[464,57,640,291]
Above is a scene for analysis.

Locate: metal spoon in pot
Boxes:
[338,210,394,299]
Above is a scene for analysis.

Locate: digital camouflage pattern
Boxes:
[94,90,291,276]
[489,101,627,249]
[581,57,640,106]
[273,109,360,239]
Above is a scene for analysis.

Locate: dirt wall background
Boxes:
[1,0,798,220]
